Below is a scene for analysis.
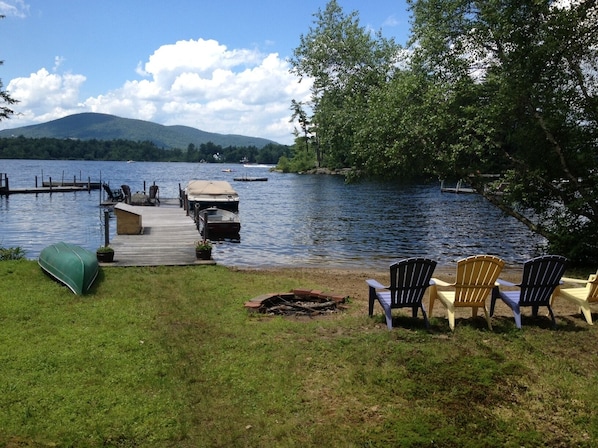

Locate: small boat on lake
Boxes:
[185,180,240,212]
[197,206,241,238]
[38,242,99,295]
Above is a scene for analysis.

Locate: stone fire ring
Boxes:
[245,289,347,316]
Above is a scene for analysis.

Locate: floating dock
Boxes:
[440,179,476,194]
[233,176,268,182]
[1,185,93,195]
[42,180,101,189]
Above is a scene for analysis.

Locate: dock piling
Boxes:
[104,210,110,246]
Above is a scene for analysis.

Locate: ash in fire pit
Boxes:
[245,289,347,317]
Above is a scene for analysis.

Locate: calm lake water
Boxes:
[0,159,545,269]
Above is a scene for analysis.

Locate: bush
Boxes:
[0,246,26,261]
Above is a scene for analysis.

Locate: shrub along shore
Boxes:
[1,260,597,447]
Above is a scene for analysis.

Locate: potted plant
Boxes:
[96,245,115,262]
[195,239,212,260]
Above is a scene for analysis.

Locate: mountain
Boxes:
[0,113,280,149]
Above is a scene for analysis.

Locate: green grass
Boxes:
[1,261,598,447]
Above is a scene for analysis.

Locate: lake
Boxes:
[0,159,545,269]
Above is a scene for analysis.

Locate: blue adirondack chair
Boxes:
[490,255,567,329]
[366,257,437,329]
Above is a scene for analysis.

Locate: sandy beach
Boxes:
[239,265,588,323]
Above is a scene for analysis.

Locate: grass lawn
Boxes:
[1,260,597,447]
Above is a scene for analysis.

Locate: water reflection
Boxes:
[0,159,545,268]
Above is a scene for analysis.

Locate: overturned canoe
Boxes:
[38,242,99,295]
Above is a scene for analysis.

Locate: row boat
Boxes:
[198,206,241,238]
[38,242,99,295]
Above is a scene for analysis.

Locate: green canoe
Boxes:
[38,242,99,295]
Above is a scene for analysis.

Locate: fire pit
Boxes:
[245,289,347,317]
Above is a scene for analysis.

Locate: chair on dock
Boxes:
[149,185,160,205]
[121,184,131,204]
[366,258,437,329]
[102,183,124,202]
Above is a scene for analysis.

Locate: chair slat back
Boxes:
[586,273,598,303]
[519,255,567,306]
[121,184,132,203]
[389,258,437,307]
[149,185,159,199]
[453,255,505,304]
[102,183,115,200]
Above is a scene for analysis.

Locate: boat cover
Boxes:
[185,180,239,198]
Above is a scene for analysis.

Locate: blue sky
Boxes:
[0,1,411,144]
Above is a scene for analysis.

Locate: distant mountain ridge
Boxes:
[0,113,279,149]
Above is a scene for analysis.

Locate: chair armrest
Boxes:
[561,277,589,285]
[430,277,452,287]
[496,278,517,287]
[366,279,387,290]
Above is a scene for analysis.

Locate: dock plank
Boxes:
[2,186,91,195]
[106,201,214,266]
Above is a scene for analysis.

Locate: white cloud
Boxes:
[382,15,399,27]
[2,38,312,144]
[53,56,65,71]
[7,68,86,110]
[0,0,29,18]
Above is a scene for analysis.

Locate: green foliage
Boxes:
[290,0,598,264]
[0,17,18,122]
[405,0,598,264]
[289,0,400,170]
[275,145,316,173]
[0,136,290,164]
[0,245,25,260]
[194,239,212,250]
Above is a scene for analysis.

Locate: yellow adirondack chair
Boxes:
[429,255,505,331]
[556,271,598,324]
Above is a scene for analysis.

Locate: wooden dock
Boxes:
[440,179,476,194]
[1,185,92,195]
[0,172,100,196]
[105,199,215,267]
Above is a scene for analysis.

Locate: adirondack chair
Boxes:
[366,257,437,329]
[102,183,123,202]
[148,185,160,205]
[557,270,598,324]
[490,255,567,329]
[121,184,131,204]
[429,255,505,331]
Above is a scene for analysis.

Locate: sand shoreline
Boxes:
[236,265,587,322]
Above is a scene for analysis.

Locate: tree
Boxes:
[0,16,18,122]
[290,100,311,153]
[289,0,400,169]
[407,0,598,264]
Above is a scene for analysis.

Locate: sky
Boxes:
[0,1,412,145]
